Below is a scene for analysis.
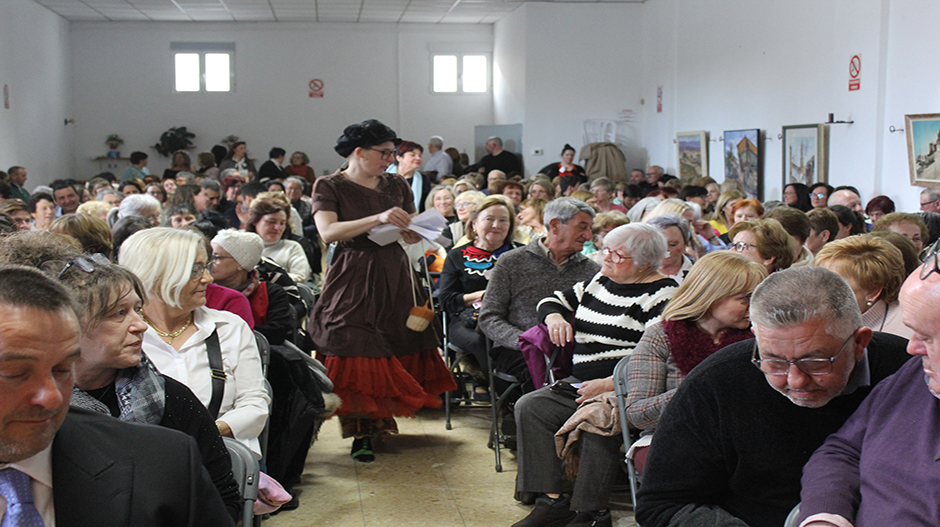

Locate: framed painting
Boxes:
[723,128,762,200]
[904,114,940,187]
[781,124,828,188]
[676,131,708,181]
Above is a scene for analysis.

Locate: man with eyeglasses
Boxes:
[796,246,940,526]
[919,187,940,213]
[635,266,910,527]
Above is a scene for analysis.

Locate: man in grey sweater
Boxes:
[479,197,600,390]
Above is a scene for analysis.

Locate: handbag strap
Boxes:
[205,329,225,420]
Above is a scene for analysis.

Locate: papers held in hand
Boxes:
[367,209,449,246]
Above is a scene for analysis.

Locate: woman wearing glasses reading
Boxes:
[310,120,454,462]
[120,227,270,458]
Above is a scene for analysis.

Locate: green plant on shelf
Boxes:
[153,126,195,157]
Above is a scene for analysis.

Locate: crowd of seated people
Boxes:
[5,135,940,527]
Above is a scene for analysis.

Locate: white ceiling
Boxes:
[33,0,643,24]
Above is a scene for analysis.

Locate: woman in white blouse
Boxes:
[119,227,270,457]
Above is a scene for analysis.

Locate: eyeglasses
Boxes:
[812,192,827,200]
[921,199,939,209]
[209,254,236,266]
[731,241,757,252]
[367,147,396,160]
[190,261,210,281]
[751,332,855,376]
[921,239,940,280]
[456,201,474,209]
[57,253,111,279]
[602,247,633,264]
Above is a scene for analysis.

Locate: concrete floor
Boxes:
[265,405,636,527]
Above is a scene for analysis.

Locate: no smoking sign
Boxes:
[849,54,861,91]
[309,79,324,98]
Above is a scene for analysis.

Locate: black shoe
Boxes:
[351,436,375,463]
[511,494,576,527]
[565,510,611,527]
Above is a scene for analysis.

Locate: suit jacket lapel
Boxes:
[51,414,134,527]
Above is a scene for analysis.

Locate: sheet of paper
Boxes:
[367,208,450,246]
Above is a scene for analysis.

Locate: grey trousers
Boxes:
[514,385,623,512]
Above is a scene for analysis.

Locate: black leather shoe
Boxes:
[510,494,576,527]
[565,510,611,527]
[351,436,375,463]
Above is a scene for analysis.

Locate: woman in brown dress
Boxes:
[310,119,455,462]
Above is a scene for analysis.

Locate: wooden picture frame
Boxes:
[676,131,709,181]
[781,124,829,188]
[904,113,940,187]
[723,128,762,200]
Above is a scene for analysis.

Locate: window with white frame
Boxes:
[172,43,235,93]
[432,53,489,94]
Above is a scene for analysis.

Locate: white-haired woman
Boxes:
[513,223,680,527]
[119,227,270,457]
[108,193,162,228]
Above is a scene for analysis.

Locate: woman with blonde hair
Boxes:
[814,234,910,338]
[50,213,114,258]
[517,197,548,239]
[729,218,796,273]
[708,189,746,236]
[645,198,692,222]
[625,251,767,432]
[450,190,486,245]
[587,211,630,264]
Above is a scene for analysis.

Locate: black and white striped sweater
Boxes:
[537,273,678,380]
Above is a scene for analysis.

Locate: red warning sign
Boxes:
[848,55,861,91]
[308,79,324,98]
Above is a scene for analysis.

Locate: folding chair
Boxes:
[613,355,644,510]
[443,310,475,431]
[254,331,271,377]
[486,335,524,473]
[223,437,259,527]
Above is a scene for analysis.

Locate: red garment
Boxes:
[204,283,254,329]
[247,281,269,326]
[284,164,316,186]
[661,319,752,375]
[323,348,456,419]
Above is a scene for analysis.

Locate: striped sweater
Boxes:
[537,273,678,380]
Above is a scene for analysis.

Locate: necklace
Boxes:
[141,312,193,345]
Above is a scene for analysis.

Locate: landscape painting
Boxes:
[676,131,708,181]
[905,114,940,186]
[723,128,762,200]
[782,124,828,188]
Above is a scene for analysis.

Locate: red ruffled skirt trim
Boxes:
[324,348,456,419]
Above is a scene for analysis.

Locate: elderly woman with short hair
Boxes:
[814,234,911,338]
[729,218,796,273]
[872,212,929,255]
[109,193,162,228]
[119,227,270,457]
[450,189,486,245]
[646,214,695,284]
[513,223,679,527]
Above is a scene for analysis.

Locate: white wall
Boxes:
[0,0,71,188]
[70,22,493,178]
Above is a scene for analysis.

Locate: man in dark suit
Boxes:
[0,266,233,527]
[258,147,288,182]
